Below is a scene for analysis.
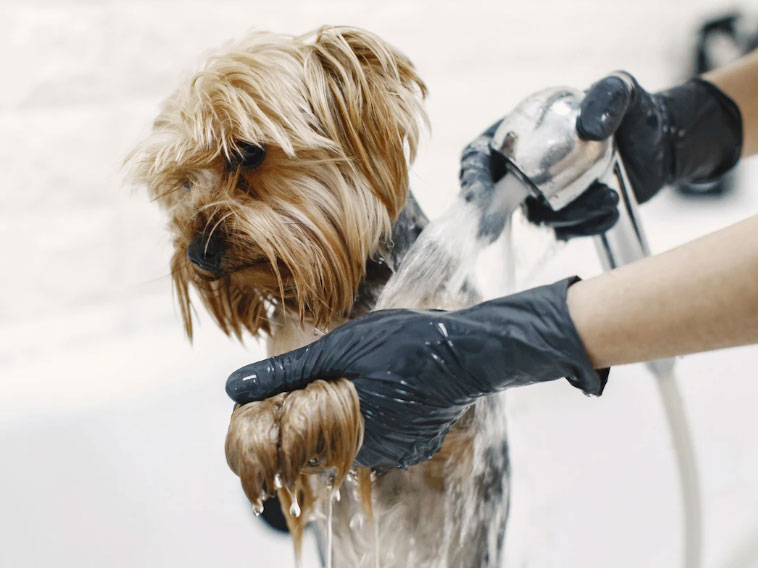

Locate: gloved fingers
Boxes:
[524,183,620,238]
[226,342,329,404]
[224,311,405,404]
[479,118,503,140]
[460,120,502,164]
[540,183,619,225]
[577,72,637,141]
[553,206,620,240]
[460,119,506,191]
[355,423,449,470]
[354,382,466,469]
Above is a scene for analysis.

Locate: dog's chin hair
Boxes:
[128,26,428,339]
[168,161,398,339]
[172,260,271,340]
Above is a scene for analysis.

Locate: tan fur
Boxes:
[127,26,426,338]
[128,26,509,567]
[225,379,365,553]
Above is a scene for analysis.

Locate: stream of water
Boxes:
[329,174,538,567]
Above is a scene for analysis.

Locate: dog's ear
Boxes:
[305,27,428,218]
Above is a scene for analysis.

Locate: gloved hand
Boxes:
[462,73,743,239]
[460,122,621,240]
[226,277,608,470]
[576,72,742,203]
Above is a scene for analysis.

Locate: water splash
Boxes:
[322,173,551,566]
[375,175,529,311]
[324,470,336,568]
[371,174,534,566]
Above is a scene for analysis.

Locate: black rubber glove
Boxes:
[463,74,742,240]
[226,277,608,470]
[460,124,621,241]
[576,72,742,203]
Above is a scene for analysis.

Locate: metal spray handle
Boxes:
[492,85,699,568]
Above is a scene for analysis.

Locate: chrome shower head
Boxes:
[491,86,614,210]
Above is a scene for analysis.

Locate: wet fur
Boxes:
[128,26,509,567]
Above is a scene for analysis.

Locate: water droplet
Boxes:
[346,469,358,484]
[274,473,283,490]
[289,499,301,518]
[323,469,336,491]
[252,500,264,517]
[332,488,341,502]
[325,484,334,568]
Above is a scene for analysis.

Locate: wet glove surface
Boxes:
[226,277,607,470]
[460,124,620,241]
[576,73,742,203]
[461,74,742,240]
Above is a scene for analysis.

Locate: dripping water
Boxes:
[314,172,552,565]
[374,174,530,311]
[370,470,379,568]
[323,470,336,568]
[326,493,333,568]
[366,173,534,566]
[287,486,301,519]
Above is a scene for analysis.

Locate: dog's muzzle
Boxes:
[187,236,226,272]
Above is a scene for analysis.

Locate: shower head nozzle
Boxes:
[491,87,614,210]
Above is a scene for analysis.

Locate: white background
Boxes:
[2,0,758,566]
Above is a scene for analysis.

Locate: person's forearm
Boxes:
[703,49,758,158]
[567,215,758,368]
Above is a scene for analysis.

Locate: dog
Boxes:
[128,26,509,567]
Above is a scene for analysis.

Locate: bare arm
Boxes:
[704,49,758,158]
[568,215,758,368]
[568,51,758,368]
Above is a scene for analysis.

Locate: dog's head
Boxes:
[127,26,427,338]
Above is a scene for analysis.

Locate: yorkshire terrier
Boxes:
[128,26,509,567]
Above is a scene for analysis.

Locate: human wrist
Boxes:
[457,277,608,396]
[550,277,610,396]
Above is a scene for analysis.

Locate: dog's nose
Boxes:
[187,236,225,272]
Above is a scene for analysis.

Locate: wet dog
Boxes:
[128,26,508,567]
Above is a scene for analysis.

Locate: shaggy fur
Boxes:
[128,26,509,567]
[127,26,426,338]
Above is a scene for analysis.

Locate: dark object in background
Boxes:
[259,494,289,533]
[678,12,758,197]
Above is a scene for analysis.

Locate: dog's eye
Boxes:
[182,182,191,191]
[230,141,266,170]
